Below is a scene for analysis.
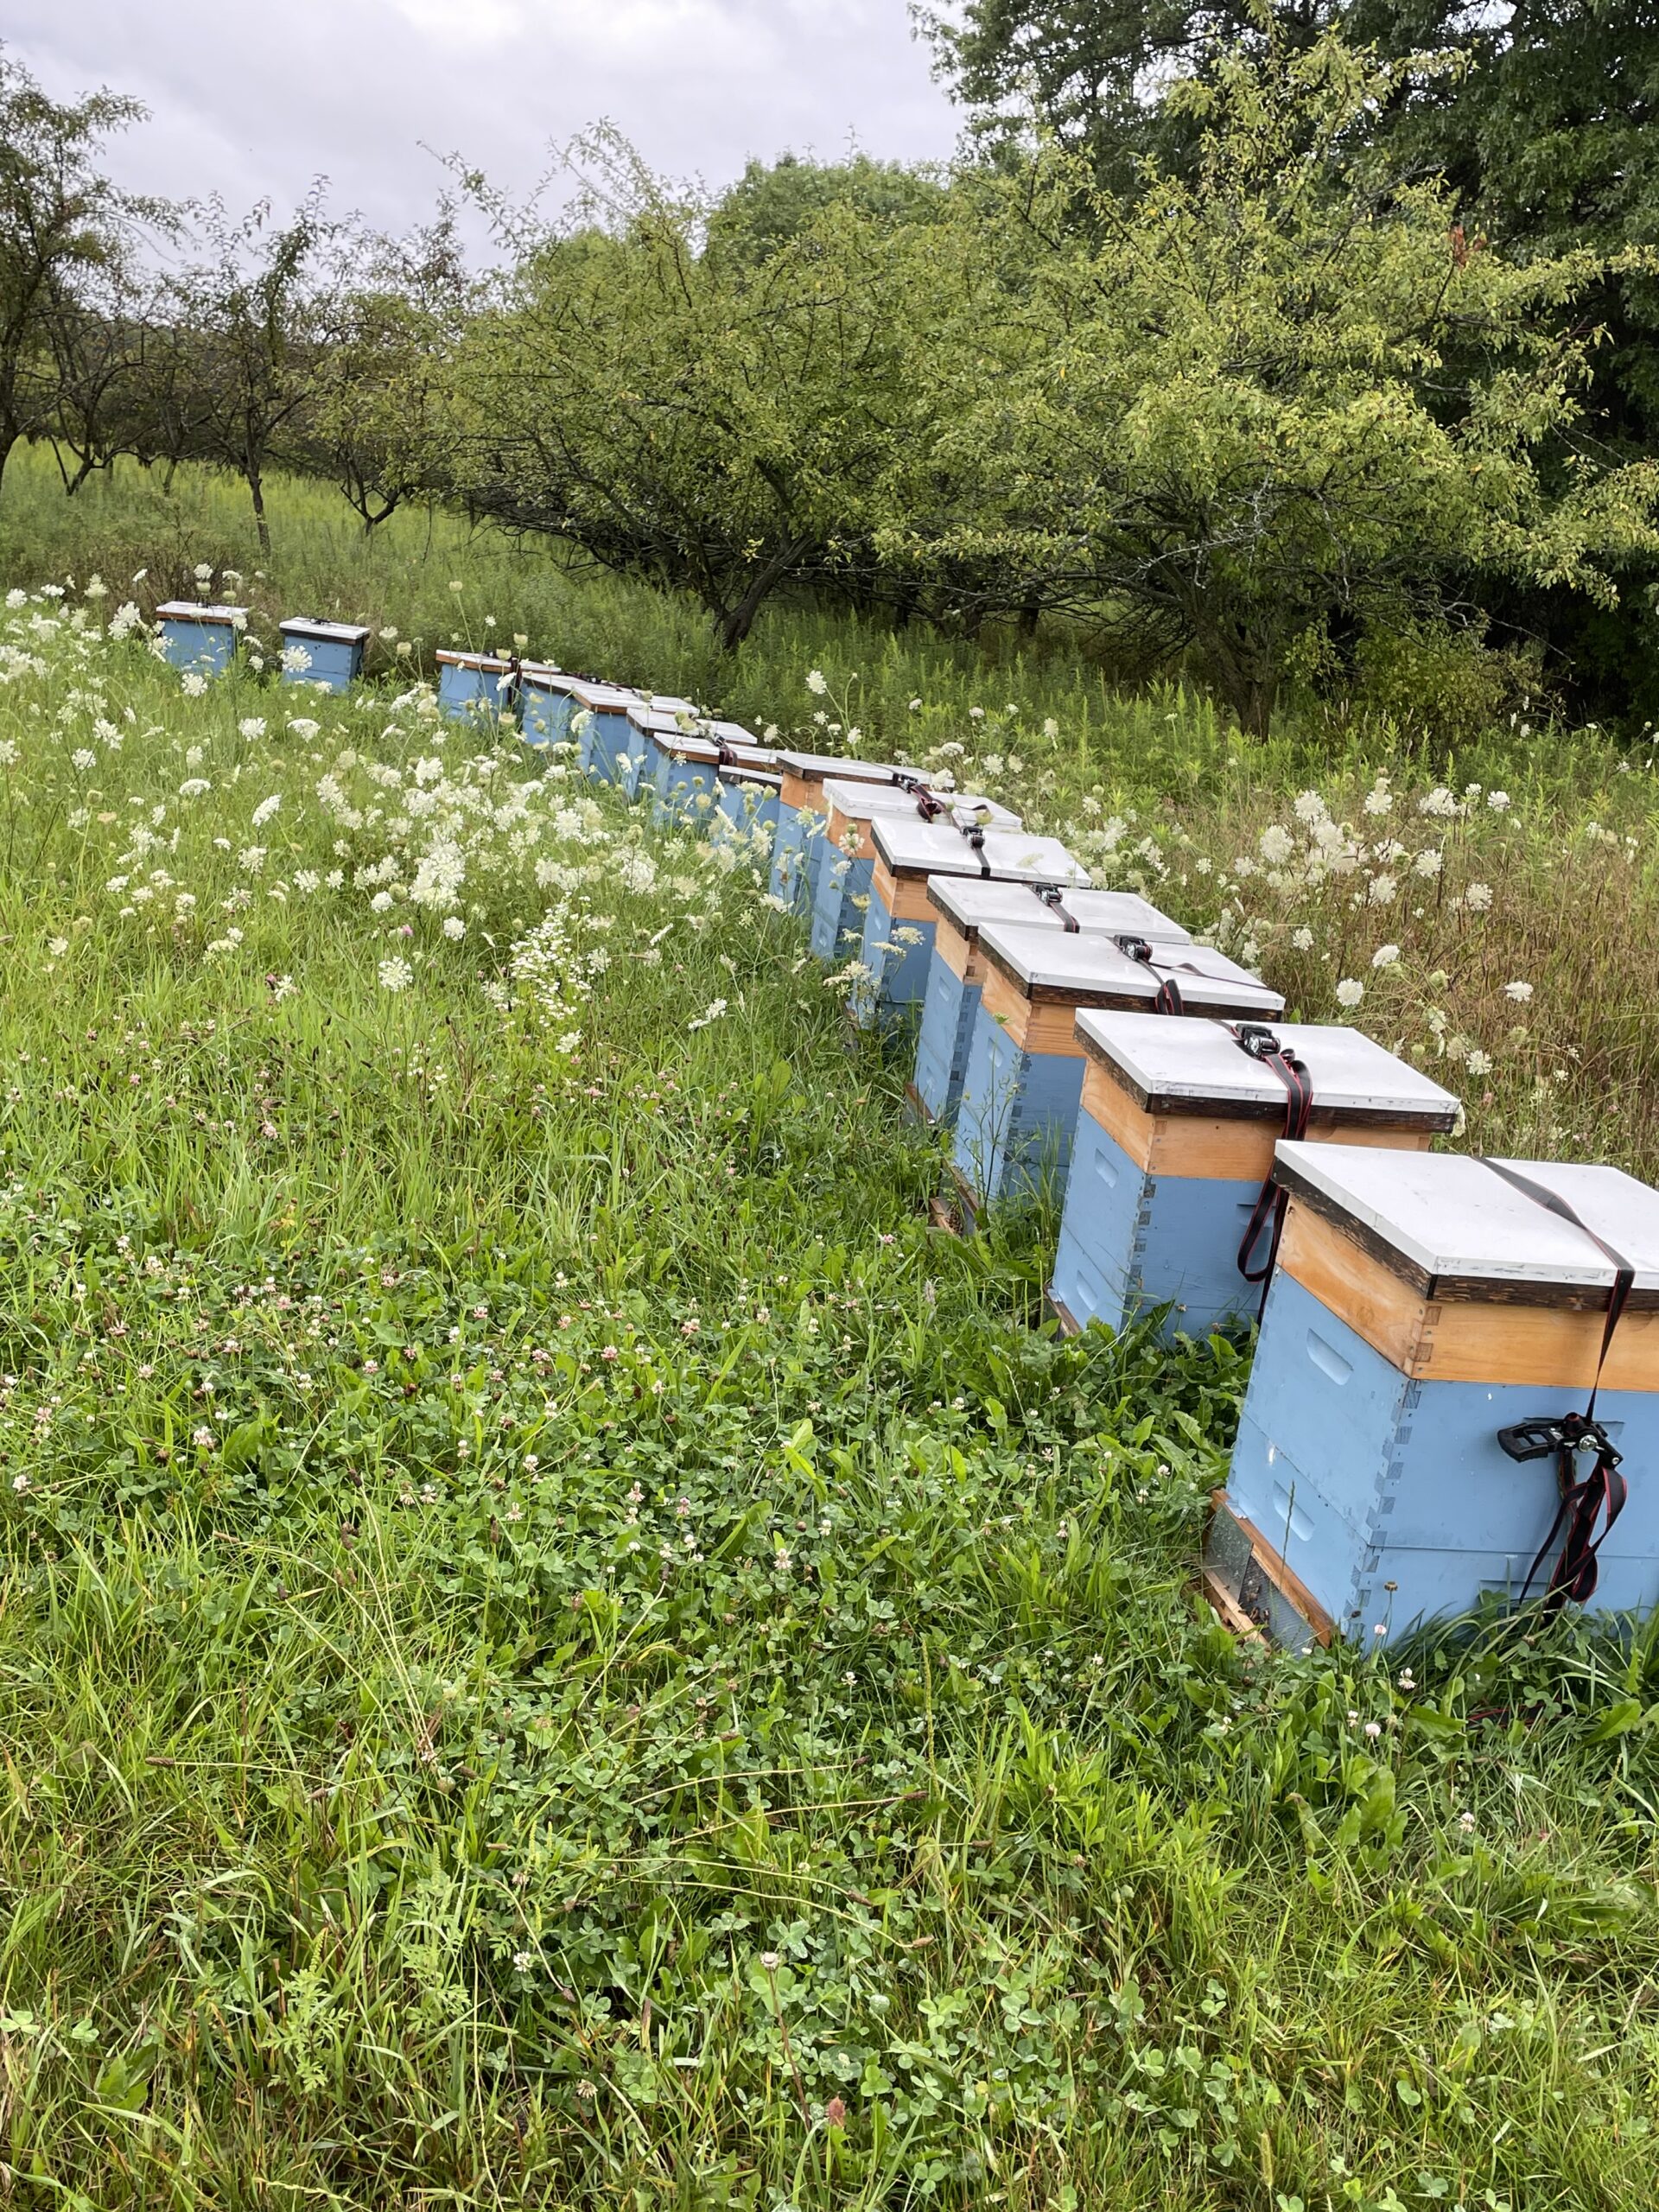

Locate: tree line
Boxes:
[4,5,1659,737]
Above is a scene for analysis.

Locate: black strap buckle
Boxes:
[1234,1022,1283,1061]
[1499,1412,1622,1471]
[1116,934,1154,964]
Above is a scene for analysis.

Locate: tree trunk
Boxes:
[248,466,271,554]
[0,425,19,502]
[711,534,815,652]
[1017,588,1042,641]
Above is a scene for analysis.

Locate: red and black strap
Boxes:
[1484,1160,1635,1615]
[1231,1023,1314,1300]
[893,772,949,823]
[1115,935,1187,1016]
[1032,881,1081,932]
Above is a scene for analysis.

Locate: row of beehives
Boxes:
[154,609,1659,1651]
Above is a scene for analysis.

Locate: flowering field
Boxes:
[3,562,1659,2209]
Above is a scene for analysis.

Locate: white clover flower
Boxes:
[239,717,267,741]
[251,794,281,828]
[1371,944,1401,970]
[378,956,414,992]
[46,935,69,957]
[1336,978,1364,1008]
[1503,980,1534,1003]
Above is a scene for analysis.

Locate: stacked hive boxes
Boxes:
[278,618,370,691]
[771,753,903,912]
[954,932,1282,1208]
[1049,1014,1460,1341]
[1211,1147,1659,1643]
[156,602,247,676]
[810,782,1021,963]
[912,880,1190,1125]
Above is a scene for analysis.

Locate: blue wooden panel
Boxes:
[771,807,823,910]
[912,956,982,1125]
[810,850,870,963]
[858,895,938,1018]
[954,1009,1087,1204]
[1230,1270,1659,1637]
[280,635,361,692]
[718,779,780,842]
[160,619,237,677]
[1049,1112,1146,1332]
[585,708,636,786]
[651,747,719,823]
[522,681,575,749]
[439,662,518,727]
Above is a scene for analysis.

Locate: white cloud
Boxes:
[5,0,957,246]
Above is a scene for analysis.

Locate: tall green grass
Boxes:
[2,474,1659,2209]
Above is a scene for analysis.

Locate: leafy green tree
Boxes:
[163,186,346,550]
[0,46,162,499]
[448,135,923,652]
[705,152,947,270]
[884,29,1659,734]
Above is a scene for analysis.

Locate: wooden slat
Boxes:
[979,962,1093,1057]
[1214,1490,1336,1645]
[1078,1058,1436,1182]
[933,918,975,984]
[870,859,944,924]
[1277,1199,1659,1390]
[779,772,814,810]
[823,802,880,862]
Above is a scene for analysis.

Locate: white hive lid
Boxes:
[1075,1011,1459,1126]
[566,677,645,708]
[1273,1144,1659,1296]
[776,751,902,782]
[278,617,372,644]
[926,877,1188,944]
[518,660,572,683]
[702,717,760,747]
[156,601,246,623]
[718,766,784,791]
[821,779,1020,831]
[639,692,698,715]
[979,925,1283,1014]
[435,648,515,672]
[872,817,1087,884]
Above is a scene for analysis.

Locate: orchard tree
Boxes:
[884,29,1659,734]
[449,133,925,651]
[166,185,346,550]
[0,47,163,497]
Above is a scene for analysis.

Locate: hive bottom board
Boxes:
[1229,1269,1659,1638]
[1049,1109,1267,1343]
[955,1020,1085,1205]
[1203,1494,1336,1648]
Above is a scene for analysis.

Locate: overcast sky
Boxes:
[7,0,963,248]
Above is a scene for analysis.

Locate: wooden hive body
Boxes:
[577,688,690,786]
[855,821,1090,1030]
[643,723,769,820]
[913,883,1189,1126]
[1049,1014,1459,1344]
[715,765,785,843]
[156,602,248,678]
[518,665,601,748]
[1217,1146,1659,1643]
[435,650,519,727]
[807,783,1020,963]
[954,931,1282,1206]
[770,754,900,912]
[278,617,370,692]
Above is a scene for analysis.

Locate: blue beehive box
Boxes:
[772,753,904,912]
[156,601,247,677]
[278,617,371,692]
[913,880,1192,1127]
[568,680,684,784]
[640,715,771,816]
[857,816,1092,1031]
[1212,1146,1659,1646]
[810,781,1022,963]
[955,930,1282,1210]
[519,664,588,748]
[436,650,520,728]
[715,764,785,848]
[1049,1013,1459,1344]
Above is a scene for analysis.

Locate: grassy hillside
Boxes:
[1,478,1658,2208]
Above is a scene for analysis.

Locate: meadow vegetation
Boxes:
[1,478,1658,2209]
